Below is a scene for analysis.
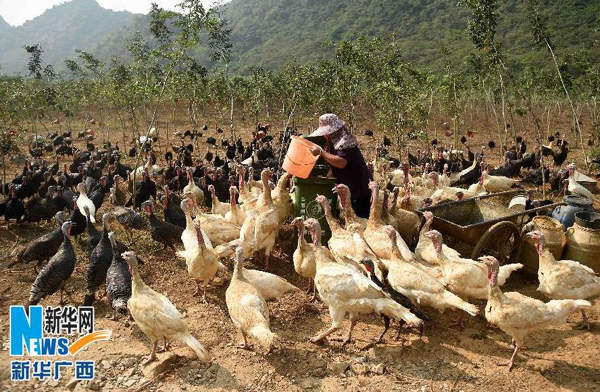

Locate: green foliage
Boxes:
[23,44,43,79]
[526,0,554,50]
[216,0,599,75]
[1,0,599,76]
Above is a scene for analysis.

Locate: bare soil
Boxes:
[0,111,599,392]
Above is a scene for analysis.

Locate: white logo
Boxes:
[306,200,324,219]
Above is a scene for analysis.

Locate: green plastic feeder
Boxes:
[288,134,338,243]
[294,176,338,244]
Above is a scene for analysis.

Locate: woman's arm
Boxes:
[321,150,348,169]
[310,146,347,169]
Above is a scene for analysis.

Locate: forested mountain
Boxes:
[0,0,598,75]
[0,0,140,74]
[218,0,599,74]
[0,15,10,34]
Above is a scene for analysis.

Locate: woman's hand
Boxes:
[309,145,322,157]
[317,148,348,169]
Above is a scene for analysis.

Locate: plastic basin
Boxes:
[282,136,319,179]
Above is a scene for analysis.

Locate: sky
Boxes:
[0,0,221,26]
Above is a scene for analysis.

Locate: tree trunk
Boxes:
[545,40,588,168]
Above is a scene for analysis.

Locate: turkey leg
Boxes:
[377,316,390,343]
[363,316,390,350]
[157,337,170,353]
[238,330,250,349]
[502,344,520,371]
[310,326,339,344]
[305,278,318,302]
[395,319,406,340]
[198,282,209,304]
[310,279,318,302]
[143,341,158,365]
[340,318,357,346]
[58,282,72,305]
[575,310,590,330]
[192,281,203,297]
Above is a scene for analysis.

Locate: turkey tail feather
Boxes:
[112,298,128,315]
[376,298,423,328]
[248,325,276,351]
[573,300,592,310]
[443,292,479,316]
[177,332,210,362]
[497,263,523,286]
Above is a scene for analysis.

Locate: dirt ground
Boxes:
[0,111,599,392]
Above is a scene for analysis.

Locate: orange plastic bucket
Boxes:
[283,136,320,179]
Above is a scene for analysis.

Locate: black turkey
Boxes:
[522,166,550,186]
[112,206,148,245]
[24,187,57,223]
[126,171,151,209]
[213,154,225,168]
[26,221,77,307]
[83,214,114,306]
[10,212,65,271]
[84,206,102,249]
[66,198,86,238]
[89,175,109,209]
[3,186,25,223]
[142,200,183,252]
[105,232,132,318]
[162,186,185,228]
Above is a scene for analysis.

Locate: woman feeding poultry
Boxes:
[309,114,372,218]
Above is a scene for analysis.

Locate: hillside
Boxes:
[0,0,140,75]
[0,0,598,75]
[0,15,10,35]
[218,0,600,74]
